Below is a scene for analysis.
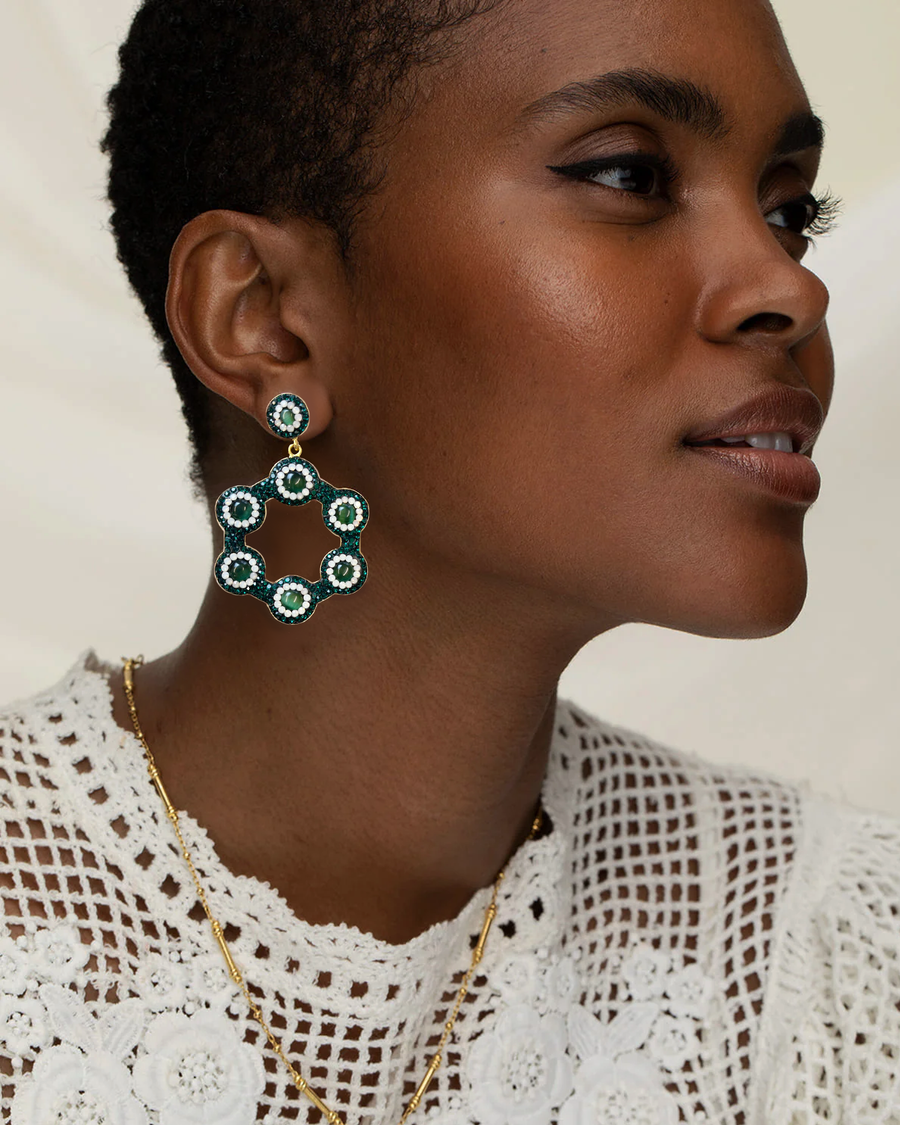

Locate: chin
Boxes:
[692,607,806,641]
[628,546,811,641]
[672,578,809,641]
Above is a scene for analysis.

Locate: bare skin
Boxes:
[109,0,834,945]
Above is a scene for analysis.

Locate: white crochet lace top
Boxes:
[0,651,898,1125]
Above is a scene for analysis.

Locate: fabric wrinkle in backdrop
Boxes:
[1,1,898,813]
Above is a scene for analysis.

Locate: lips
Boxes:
[682,384,824,457]
[683,442,822,504]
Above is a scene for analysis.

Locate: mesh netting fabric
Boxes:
[0,651,896,1124]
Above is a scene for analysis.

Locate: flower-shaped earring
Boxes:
[213,393,369,623]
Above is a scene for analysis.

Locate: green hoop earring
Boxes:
[213,393,369,623]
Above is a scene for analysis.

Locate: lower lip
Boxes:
[683,445,821,504]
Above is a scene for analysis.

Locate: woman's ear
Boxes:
[165,209,341,438]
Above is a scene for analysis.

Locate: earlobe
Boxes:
[164,210,330,434]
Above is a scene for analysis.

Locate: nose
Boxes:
[694,205,830,355]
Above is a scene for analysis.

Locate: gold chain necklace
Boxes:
[121,655,543,1125]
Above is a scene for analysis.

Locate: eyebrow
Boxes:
[513,67,825,156]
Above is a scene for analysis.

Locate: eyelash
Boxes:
[546,152,844,243]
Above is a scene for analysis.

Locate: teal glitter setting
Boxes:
[214,455,369,624]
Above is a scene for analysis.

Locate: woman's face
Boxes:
[328,0,834,642]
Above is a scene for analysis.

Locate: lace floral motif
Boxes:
[10,984,148,1125]
[563,1003,682,1125]
[0,922,99,1069]
[135,951,189,1012]
[133,1010,266,1125]
[11,1043,149,1125]
[0,937,33,997]
[559,1050,680,1125]
[189,953,241,1009]
[0,996,51,1057]
[620,944,714,1019]
[0,920,716,1125]
[33,923,91,985]
[620,944,672,1002]
[6,970,265,1125]
[661,964,714,1020]
[3,935,711,1125]
[459,942,712,1125]
[465,1004,574,1125]
[0,921,253,1124]
[0,922,95,1000]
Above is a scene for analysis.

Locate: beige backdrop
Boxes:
[2,2,899,811]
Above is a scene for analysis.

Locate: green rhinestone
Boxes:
[333,561,354,582]
[335,503,356,525]
[231,559,253,583]
[281,588,306,612]
[280,407,295,427]
[231,498,253,522]
[283,470,307,494]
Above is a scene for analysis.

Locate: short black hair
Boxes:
[102,0,505,485]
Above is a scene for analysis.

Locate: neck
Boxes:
[111,506,610,944]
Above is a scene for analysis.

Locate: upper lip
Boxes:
[683,384,824,456]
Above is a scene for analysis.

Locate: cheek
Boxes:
[352,216,690,583]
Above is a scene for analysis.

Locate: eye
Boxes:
[546,152,679,197]
[547,155,844,246]
[766,189,843,242]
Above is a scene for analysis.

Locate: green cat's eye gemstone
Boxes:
[231,560,253,583]
[231,498,253,522]
[281,589,306,612]
[335,503,356,525]
[333,562,354,582]
[283,471,307,493]
[280,408,295,427]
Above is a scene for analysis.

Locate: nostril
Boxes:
[737,311,794,333]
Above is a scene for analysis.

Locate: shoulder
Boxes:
[564,697,900,1123]
[562,692,900,875]
[555,697,900,1121]
[0,650,119,817]
[0,652,125,1009]
[556,691,899,930]
[746,787,900,1123]
[554,692,811,842]
[0,651,132,930]
[552,696,830,983]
